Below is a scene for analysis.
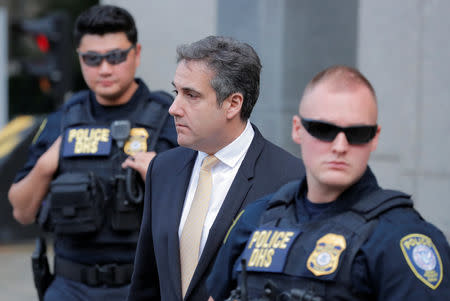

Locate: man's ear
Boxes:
[225,93,243,120]
[134,43,142,67]
[370,125,381,152]
[292,115,302,145]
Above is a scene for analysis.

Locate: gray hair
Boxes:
[176,36,262,120]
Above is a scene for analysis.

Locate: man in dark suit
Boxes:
[127,36,305,301]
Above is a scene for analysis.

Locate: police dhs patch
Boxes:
[400,233,443,289]
[307,233,346,276]
[238,227,301,273]
[62,126,111,157]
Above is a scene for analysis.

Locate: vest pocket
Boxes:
[49,172,105,234]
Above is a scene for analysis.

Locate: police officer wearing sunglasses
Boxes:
[207,65,450,301]
[8,5,177,301]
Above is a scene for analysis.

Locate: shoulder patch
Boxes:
[400,233,443,289]
[307,233,346,276]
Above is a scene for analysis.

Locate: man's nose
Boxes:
[169,95,181,117]
[98,59,113,73]
[331,132,349,153]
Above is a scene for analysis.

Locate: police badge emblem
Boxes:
[307,233,346,276]
[400,233,443,289]
[124,128,149,155]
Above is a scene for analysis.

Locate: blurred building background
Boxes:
[0,0,98,244]
[108,0,450,238]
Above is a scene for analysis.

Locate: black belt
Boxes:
[54,256,133,287]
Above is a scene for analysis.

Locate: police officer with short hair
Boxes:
[8,5,177,301]
[207,65,450,300]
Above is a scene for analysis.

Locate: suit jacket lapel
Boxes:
[166,148,197,300]
[185,126,265,298]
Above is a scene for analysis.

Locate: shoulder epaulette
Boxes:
[266,180,302,208]
[351,189,412,221]
[62,90,90,109]
[61,90,90,129]
[261,180,302,226]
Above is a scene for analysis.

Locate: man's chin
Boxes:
[96,90,118,99]
[321,172,355,190]
[176,136,193,149]
[95,90,127,105]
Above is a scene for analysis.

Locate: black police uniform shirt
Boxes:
[13,79,177,264]
[14,79,176,183]
[207,168,450,300]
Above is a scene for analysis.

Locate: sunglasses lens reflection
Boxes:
[80,45,134,67]
[347,127,377,144]
[81,54,102,66]
[307,122,338,142]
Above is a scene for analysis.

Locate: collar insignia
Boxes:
[400,233,443,289]
[307,233,346,276]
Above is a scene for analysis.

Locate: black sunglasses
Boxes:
[77,44,136,67]
[300,116,378,145]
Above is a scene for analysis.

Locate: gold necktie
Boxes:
[180,155,219,298]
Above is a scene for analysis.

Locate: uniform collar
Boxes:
[294,167,380,221]
[89,78,146,122]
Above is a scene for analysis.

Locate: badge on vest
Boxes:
[307,233,346,276]
[124,128,149,155]
[63,127,111,157]
[400,233,443,289]
[238,227,301,273]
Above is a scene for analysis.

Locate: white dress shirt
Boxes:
[178,121,255,257]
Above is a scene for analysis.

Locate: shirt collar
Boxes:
[197,121,254,168]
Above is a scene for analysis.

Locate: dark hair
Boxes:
[302,65,377,103]
[73,5,137,48]
[176,36,262,121]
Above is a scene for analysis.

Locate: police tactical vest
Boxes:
[46,90,170,244]
[237,181,413,301]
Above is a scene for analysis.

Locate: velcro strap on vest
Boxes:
[259,180,300,227]
[61,91,90,129]
[261,180,301,226]
[134,100,169,151]
[351,189,412,221]
[54,257,133,287]
[266,180,301,208]
[134,98,166,128]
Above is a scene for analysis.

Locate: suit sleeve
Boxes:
[127,158,161,300]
